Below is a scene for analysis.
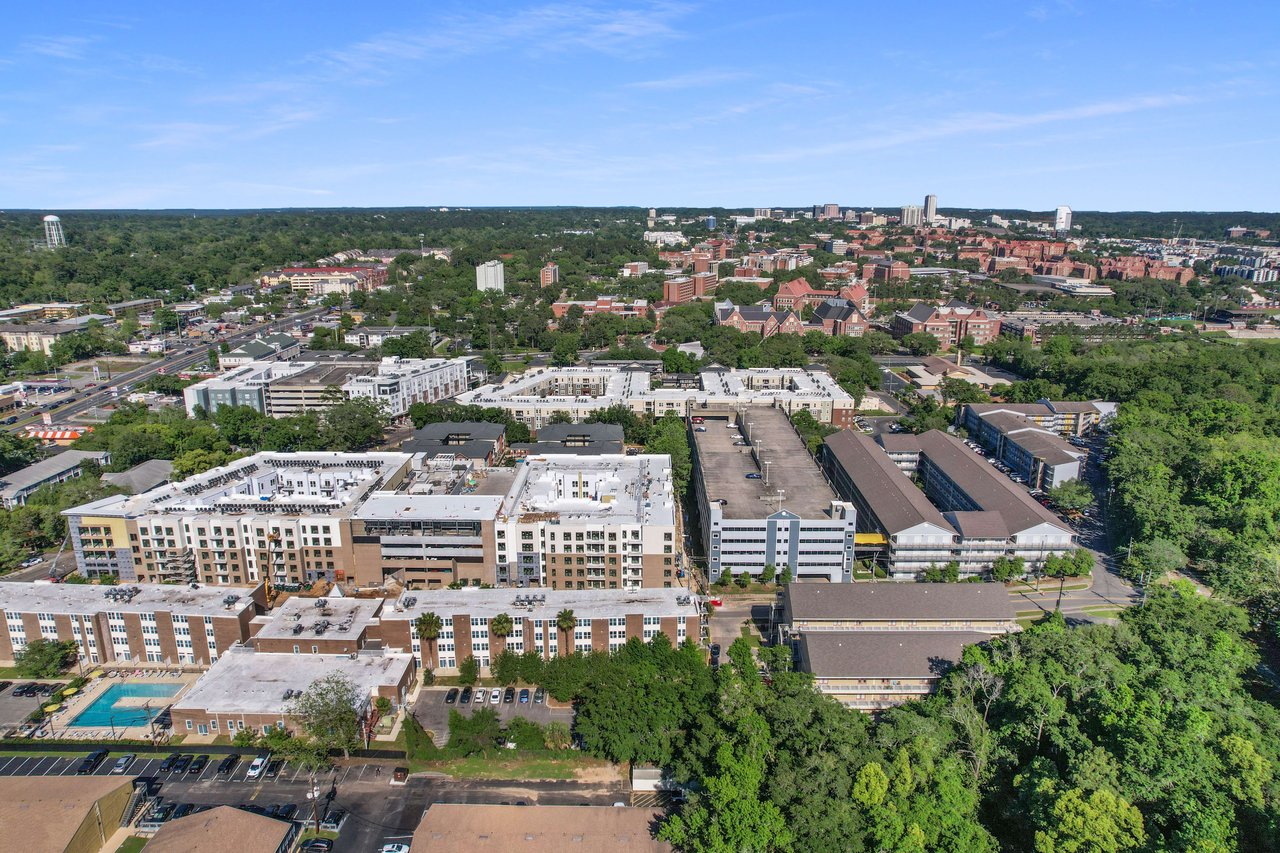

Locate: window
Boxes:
[311,645,318,654]
[186,720,193,731]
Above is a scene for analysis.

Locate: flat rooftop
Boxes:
[412,804,671,852]
[274,362,376,386]
[783,581,1018,623]
[0,581,258,618]
[498,454,674,526]
[695,408,838,519]
[253,595,382,642]
[173,647,412,716]
[384,586,699,622]
[800,631,992,679]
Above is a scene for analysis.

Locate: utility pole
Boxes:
[307,777,321,831]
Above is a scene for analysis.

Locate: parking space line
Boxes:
[60,758,79,775]
[291,764,305,783]
[33,756,58,775]
[14,757,39,776]
[0,757,18,774]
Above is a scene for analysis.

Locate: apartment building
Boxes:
[0,302,84,322]
[539,262,560,288]
[0,323,82,357]
[106,298,163,317]
[170,645,414,737]
[0,582,262,666]
[259,266,388,295]
[891,300,1001,349]
[494,454,678,589]
[780,582,1017,711]
[456,366,859,429]
[342,326,436,349]
[0,450,110,509]
[958,406,1087,489]
[476,260,505,292]
[821,430,1074,578]
[692,408,857,583]
[183,356,471,418]
[958,401,1111,439]
[381,587,701,673]
[219,333,301,368]
[401,421,507,466]
[661,275,715,305]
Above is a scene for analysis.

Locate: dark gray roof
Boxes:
[413,422,506,442]
[533,423,624,444]
[823,431,952,535]
[811,299,857,322]
[944,510,1009,539]
[915,430,1069,533]
[904,302,937,323]
[101,459,173,494]
[783,581,1017,622]
[799,631,991,678]
[0,451,110,500]
[875,434,922,453]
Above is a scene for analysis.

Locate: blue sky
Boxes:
[2,1,1276,210]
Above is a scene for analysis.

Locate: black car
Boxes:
[301,841,334,853]
[277,803,298,820]
[188,755,210,775]
[445,688,460,704]
[76,749,109,775]
[459,686,473,704]
[172,754,193,773]
[36,683,59,696]
[171,803,195,820]
[503,687,515,704]
[12,683,37,697]
[216,754,240,776]
[158,753,181,772]
[237,802,266,815]
[265,759,284,778]
[0,681,12,693]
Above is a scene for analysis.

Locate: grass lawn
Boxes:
[738,624,761,648]
[298,830,339,843]
[0,748,94,757]
[115,838,147,853]
[1080,606,1124,618]
[0,667,25,679]
[424,753,606,781]
[713,583,780,596]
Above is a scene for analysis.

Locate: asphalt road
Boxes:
[5,307,328,434]
[0,751,629,852]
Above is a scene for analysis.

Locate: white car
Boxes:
[489,688,502,704]
[245,755,269,779]
[381,845,410,853]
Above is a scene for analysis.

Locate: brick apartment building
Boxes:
[713,302,806,337]
[258,266,388,295]
[539,262,560,288]
[892,300,1001,349]
[551,296,649,320]
[0,582,263,666]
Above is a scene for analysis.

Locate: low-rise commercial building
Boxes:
[147,805,297,853]
[0,450,110,509]
[0,775,135,853]
[169,645,414,737]
[342,326,436,349]
[219,333,301,368]
[693,408,857,583]
[456,365,859,428]
[411,804,671,853]
[105,297,163,317]
[0,582,262,666]
[382,587,701,673]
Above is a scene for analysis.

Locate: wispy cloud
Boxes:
[135,122,231,150]
[750,92,1199,163]
[23,35,96,60]
[627,70,749,90]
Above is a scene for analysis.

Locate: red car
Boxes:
[708,597,723,607]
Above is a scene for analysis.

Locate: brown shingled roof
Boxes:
[783,581,1018,622]
[799,630,992,678]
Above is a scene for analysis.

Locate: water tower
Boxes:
[43,215,66,249]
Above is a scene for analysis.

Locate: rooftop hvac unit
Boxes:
[315,598,328,608]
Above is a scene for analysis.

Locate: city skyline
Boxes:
[1,1,1277,210]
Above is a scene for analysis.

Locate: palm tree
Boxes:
[490,612,514,656]
[414,612,443,671]
[555,608,577,656]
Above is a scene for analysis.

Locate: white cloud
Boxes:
[22,35,96,60]
[627,70,749,90]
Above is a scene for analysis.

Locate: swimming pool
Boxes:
[68,682,182,728]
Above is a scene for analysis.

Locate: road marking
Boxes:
[0,757,19,774]
[14,757,39,775]
[59,758,79,776]
[291,764,305,783]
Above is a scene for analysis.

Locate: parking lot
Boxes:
[414,686,573,741]
[0,682,61,730]
[0,749,629,852]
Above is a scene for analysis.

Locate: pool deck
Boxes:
[46,671,199,742]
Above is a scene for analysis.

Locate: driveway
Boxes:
[413,687,573,743]
[0,682,60,731]
[707,594,776,651]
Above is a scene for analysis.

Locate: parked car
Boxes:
[533,688,546,704]
[277,803,298,821]
[319,809,347,832]
[391,766,409,786]
[733,441,748,446]
[518,688,530,704]
[745,473,762,479]
[216,754,240,777]
[171,803,195,820]
[473,689,487,704]
[158,753,181,772]
[265,759,284,778]
[458,686,472,704]
[694,426,706,432]
[0,681,11,694]
[76,749,109,775]
[444,688,459,704]
[301,841,334,853]
[111,754,136,774]
[381,844,410,853]
[189,755,209,775]
[489,688,502,704]
[171,754,193,773]
[503,687,515,704]
[245,754,269,779]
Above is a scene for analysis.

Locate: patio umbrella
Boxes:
[62,687,79,695]
[43,704,61,713]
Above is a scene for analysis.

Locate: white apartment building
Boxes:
[900,205,923,227]
[476,260,505,292]
[343,357,470,415]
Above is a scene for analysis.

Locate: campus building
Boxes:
[259,266,388,295]
[956,404,1090,489]
[692,408,857,583]
[456,366,860,429]
[0,582,263,666]
[779,582,1018,711]
[891,300,1001,349]
[821,430,1074,578]
[381,587,701,673]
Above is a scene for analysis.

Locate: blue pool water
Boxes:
[69,682,181,728]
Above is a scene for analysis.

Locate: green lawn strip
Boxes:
[298,829,339,843]
[0,748,96,757]
[423,753,601,781]
[738,624,761,648]
[115,838,147,853]
[1080,606,1124,618]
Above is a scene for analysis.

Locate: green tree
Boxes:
[1034,788,1145,853]
[555,609,577,655]
[491,649,520,686]
[902,331,941,356]
[1047,480,1094,512]
[14,638,77,677]
[458,655,479,686]
[288,673,362,759]
[414,612,443,670]
[990,555,1026,582]
[760,563,776,585]
[1122,538,1186,582]
[489,612,514,656]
